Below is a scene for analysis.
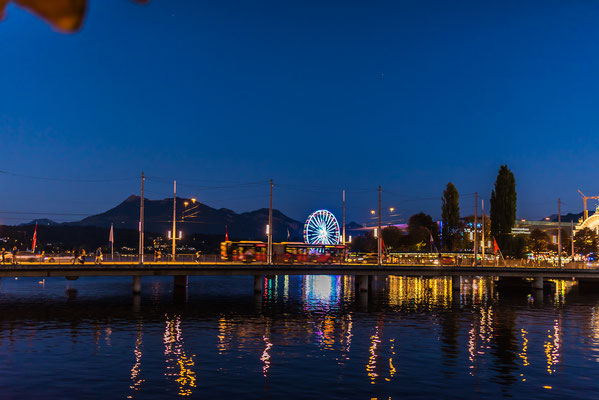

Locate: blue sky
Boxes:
[1,1,599,225]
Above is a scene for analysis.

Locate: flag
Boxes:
[493,237,500,256]
[109,223,114,244]
[32,221,37,252]
[225,225,229,241]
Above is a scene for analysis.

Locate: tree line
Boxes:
[352,165,598,258]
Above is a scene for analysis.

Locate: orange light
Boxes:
[191,197,196,204]
[184,201,189,207]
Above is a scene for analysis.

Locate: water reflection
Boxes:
[128,321,144,398]
[163,316,197,396]
[0,275,599,398]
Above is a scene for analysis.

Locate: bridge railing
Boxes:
[78,254,224,264]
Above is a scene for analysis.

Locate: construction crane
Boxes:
[578,190,599,221]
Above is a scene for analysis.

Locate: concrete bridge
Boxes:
[1,263,599,295]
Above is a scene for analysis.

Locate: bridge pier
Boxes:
[173,275,188,303]
[356,275,369,292]
[174,275,188,288]
[254,275,264,293]
[452,276,461,291]
[132,276,141,295]
[532,276,544,290]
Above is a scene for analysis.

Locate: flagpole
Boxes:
[32,221,38,252]
[111,223,114,261]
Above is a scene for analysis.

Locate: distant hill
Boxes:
[66,195,303,241]
[549,211,590,223]
[19,218,59,227]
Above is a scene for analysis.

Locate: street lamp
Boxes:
[370,210,375,215]
[182,198,200,221]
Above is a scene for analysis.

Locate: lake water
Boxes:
[0,274,598,399]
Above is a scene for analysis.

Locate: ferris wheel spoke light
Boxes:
[304,209,341,245]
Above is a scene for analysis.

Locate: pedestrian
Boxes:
[80,249,86,264]
[72,249,79,265]
[195,250,201,263]
[1,248,5,264]
[12,245,18,264]
[95,247,103,265]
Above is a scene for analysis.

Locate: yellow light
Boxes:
[371,210,375,215]
[521,219,526,222]
[184,201,189,207]
[191,198,196,204]
[545,217,550,221]
[390,207,395,212]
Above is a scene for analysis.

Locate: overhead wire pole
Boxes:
[139,172,144,264]
[172,180,176,262]
[378,185,382,265]
[481,199,485,264]
[474,192,478,266]
[268,179,273,265]
[342,189,346,246]
[558,198,562,268]
[571,220,575,258]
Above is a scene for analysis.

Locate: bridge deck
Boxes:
[0,263,597,279]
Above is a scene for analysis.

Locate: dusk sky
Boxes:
[2,1,599,225]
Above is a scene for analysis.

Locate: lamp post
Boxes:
[172,180,176,262]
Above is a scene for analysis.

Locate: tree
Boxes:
[381,226,405,252]
[574,228,598,256]
[351,231,376,253]
[407,212,439,251]
[528,228,549,256]
[441,182,460,251]
[490,165,517,253]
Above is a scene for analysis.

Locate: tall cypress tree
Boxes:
[490,165,517,252]
[441,182,460,251]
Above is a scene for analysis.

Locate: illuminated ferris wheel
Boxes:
[304,210,341,245]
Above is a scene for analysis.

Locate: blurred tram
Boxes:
[220,241,347,264]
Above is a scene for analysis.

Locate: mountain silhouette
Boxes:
[66,195,304,241]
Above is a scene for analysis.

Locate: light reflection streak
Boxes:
[366,325,381,384]
[217,317,231,354]
[543,318,561,375]
[519,329,529,367]
[302,275,342,312]
[590,307,599,361]
[387,338,396,381]
[344,314,353,353]
[164,315,197,396]
[467,305,494,375]
[127,321,144,398]
[261,322,273,377]
[387,276,456,310]
[105,326,112,347]
[284,275,289,301]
